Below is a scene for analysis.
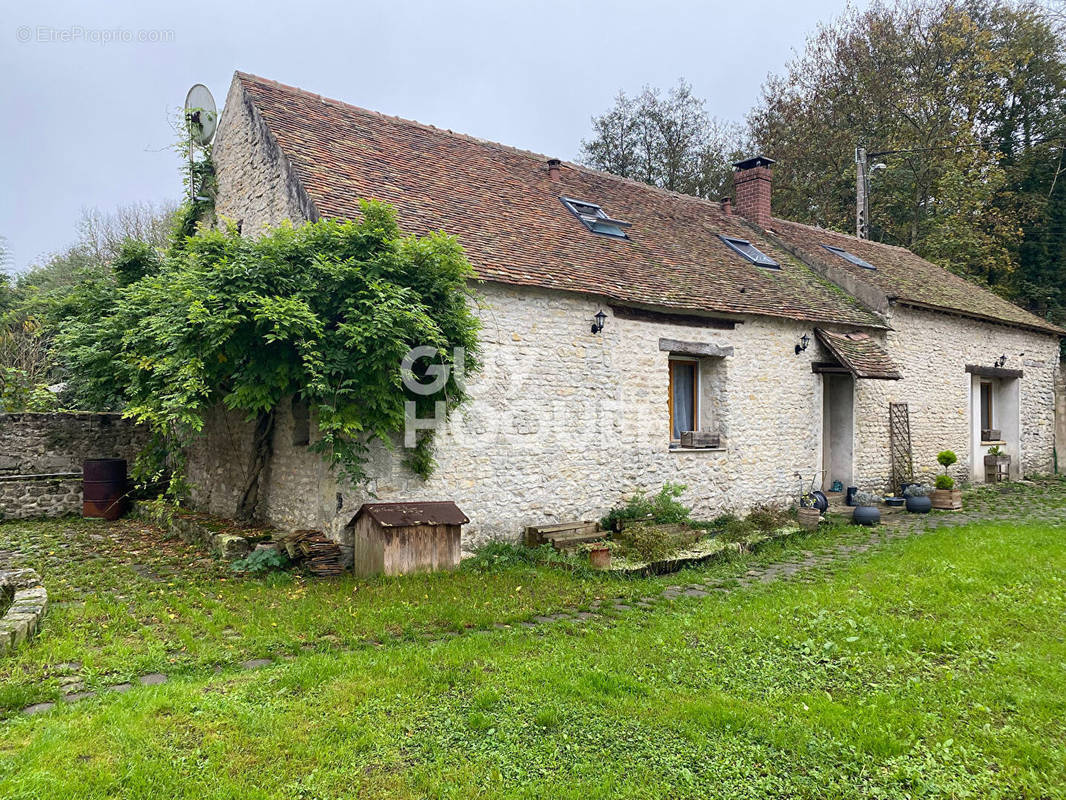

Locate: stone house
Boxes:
[188,71,1063,550]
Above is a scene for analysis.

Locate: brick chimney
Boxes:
[732,155,775,228]
[547,158,562,181]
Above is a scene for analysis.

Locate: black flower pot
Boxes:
[905,496,932,514]
[852,505,880,526]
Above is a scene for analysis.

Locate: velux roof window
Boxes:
[719,235,779,269]
[822,244,876,270]
[561,196,631,239]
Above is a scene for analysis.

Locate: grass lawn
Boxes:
[2,486,1066,797]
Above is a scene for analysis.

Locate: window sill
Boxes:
[980,440,1006,446]
[668,446,727,454]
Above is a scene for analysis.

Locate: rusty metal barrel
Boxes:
[82,458,128,520]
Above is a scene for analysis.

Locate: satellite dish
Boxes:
[184,84,217,146]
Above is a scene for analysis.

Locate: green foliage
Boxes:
[0,366,58,412]
[600,482,691,531]
[614,523,701,562]
[56,205,481,490]
[111,239,162,287]
[937,450,958,470]
[987,444,1004,456]
[904,483,932,498]
[746,1,1066,335]
[935,474,956,490]
[580,81,746,200]
[460,541,561,572]
[229,547,289,575]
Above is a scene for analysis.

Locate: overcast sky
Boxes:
[2,0,861,272]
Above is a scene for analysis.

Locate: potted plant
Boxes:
[903,483,933,514]
[797,493,821,530]
[581,540,614,569]
[851,491,881,526]
[931,450,962,510]
[984,445,1011,482]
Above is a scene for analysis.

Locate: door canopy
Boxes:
[814,329,901,380]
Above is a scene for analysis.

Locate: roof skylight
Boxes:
[719,235,779,269]
[561,196,631,239]
[822,244,876,270]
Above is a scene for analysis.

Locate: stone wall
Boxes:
[213,75,318,235]
[189,283,838,550]
[0,476,83,520]
[186,284,1062,552]
[0,412,147,520]
[853,306,1060,490]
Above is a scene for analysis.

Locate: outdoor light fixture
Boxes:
[995,354,1007,368]
[795,333,811,355]
[591,309,607,334]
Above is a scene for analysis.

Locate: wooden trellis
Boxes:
[889,402,914,491]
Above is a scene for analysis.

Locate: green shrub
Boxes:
[937,450,958,469]
[601,482,691,531]
[230,547,289,576]
[935,474,956,490]
[614,523,701,562]
[746,505,791,533]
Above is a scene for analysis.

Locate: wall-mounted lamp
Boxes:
[591,309,607,335]
[994,354,1007,368]
[795,333,810,355]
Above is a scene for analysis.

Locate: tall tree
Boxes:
[580,81,745,200]
[748,0,1066,313]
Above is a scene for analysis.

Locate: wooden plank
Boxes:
[611,304,737,330]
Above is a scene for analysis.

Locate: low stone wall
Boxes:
[133,502,265,560]
[0,412,147,520]
[0,568,48,654]
[0,474,82,520]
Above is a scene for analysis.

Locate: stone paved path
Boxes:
[19,494,1066,716]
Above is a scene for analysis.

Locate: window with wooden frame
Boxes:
[668,358,699,444]
[980,381,994,433]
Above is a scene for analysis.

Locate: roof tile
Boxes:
[233,73,884,329]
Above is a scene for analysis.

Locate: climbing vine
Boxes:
[56,203,481,518]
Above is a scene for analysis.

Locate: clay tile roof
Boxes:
[356,502,469,527]
[232,72,885,329]
[815,329,901,380]
[771,219,1063,336]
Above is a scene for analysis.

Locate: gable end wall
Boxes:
[213,77,318,233]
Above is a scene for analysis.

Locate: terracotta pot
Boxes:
[931,489,962,510]
[588,547,611,570]
[852,505,881,526]
[797,507,821,530]
[905,495,932,514]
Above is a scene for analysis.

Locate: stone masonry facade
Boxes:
[0,412,147,520]
[187,282,1060,552]
[192,80,1062,553]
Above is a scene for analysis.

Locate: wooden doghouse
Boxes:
[349,502,469,577]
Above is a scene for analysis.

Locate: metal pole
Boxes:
[855,145,868,239]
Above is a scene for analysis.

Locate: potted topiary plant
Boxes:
[931,450,962,510]
[903,483,933,513]
[851,491,881,526]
